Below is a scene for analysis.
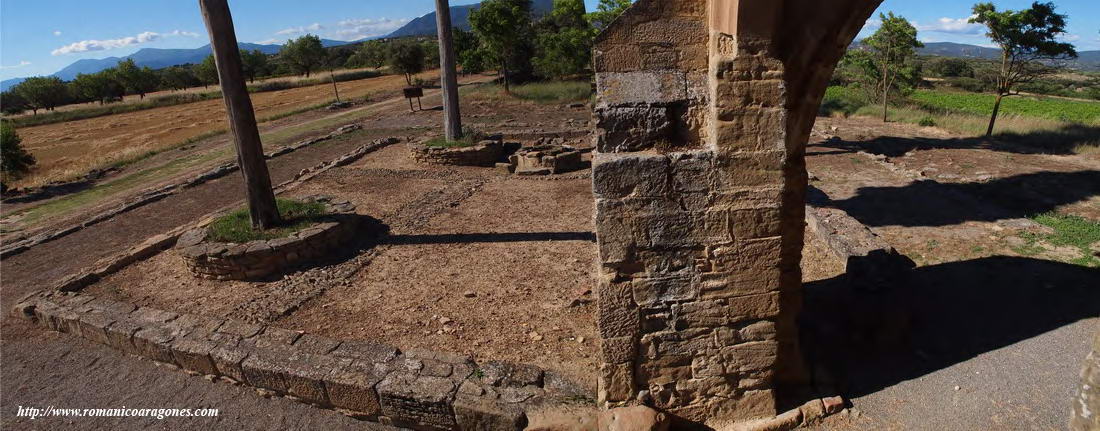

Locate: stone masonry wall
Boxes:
[593,0,786,424]
[593,0,881,426]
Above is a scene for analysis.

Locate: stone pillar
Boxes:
[592,0,879,426]
[1071,329,1099,430]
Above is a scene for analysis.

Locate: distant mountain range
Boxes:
[384,0,554,38]
[856,41,1100,71]
[1,39,352,91]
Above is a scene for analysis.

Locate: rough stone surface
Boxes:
[805,203,914,291]
[506,145,585,175]
[598,405,669,431]
[592,0,880,426]
[409,139,506,167]
[178,196,359,281]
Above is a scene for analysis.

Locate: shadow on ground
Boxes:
[810,123,1100,157]
[385,231,595,245]
[800,256,1100,399]
[809,170,1100,227]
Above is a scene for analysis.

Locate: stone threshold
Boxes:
[12,290,591,431]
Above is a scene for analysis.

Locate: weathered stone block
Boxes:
[377,372,458,430]
[325,359,383,415]
[171,335,220,376]
[601,336,637,364]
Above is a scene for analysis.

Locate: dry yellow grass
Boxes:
[12,70,436,188]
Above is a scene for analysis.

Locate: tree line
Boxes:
[832,1,1078,135]
[341,0,630,90]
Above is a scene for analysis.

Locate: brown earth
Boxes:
[4,81,1098,430]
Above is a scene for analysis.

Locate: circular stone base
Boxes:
[176,196,358,281]
[409,139,504,167]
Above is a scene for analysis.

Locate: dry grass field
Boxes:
[12,70,436,188]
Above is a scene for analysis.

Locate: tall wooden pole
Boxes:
[435,0,463,141]
[198,0,281,229]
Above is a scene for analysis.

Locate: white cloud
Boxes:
[167,30,201,38]
[51,30,200,55]
[53,30,62,36]
[915,16,985,35]
[0,60,31,69]
[256,38,282,45]
[331,17,409,41]
[1059,33,1081,43]
[276,22,324,35]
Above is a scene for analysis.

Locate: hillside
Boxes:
[385,0,554,38]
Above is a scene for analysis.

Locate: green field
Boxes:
[910,90,1100,124]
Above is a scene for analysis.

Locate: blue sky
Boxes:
[2,0,1098,80]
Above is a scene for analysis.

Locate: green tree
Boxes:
[388,40,427,85]
[280,35,326,77]
[162,66,199,91]
[862,12,923,122]
[469,0,533,92]
[586,0,631,32]
[969,1,1077,135]
[194,55,220,88]
[240,49,271,83]
[12,76,69,115]
[70,71,124,104]
[1,91,28,115]
[422,39,441,69]
[115,59,160,99]
[345,40,389,69]
[1,121,36,188]
[533,0,594,79]
[928,58,976,78]
[453,29,486,74]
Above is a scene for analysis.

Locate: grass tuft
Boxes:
[206,198,328,243]
[1015,213,1100,267]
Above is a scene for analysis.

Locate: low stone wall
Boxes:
[805,202,915,291]
[12,291,588,431]
[177,197,359,281]
[504,145,585,176]
[409,140,505,167]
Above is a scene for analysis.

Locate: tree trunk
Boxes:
[329,69,341,103]
[198,0,281,229]
[435,0,463,141]
[502,58,511,94]
[881,76,889,123]
[985,92,1004,137]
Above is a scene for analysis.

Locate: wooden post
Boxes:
[435,0,463,141]
[198,0,281,229]
[330,68,342,103]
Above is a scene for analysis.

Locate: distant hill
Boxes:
[850,41,1100,71]
[385,0,555,38]
[0,39,361,91]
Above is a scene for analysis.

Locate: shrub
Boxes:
[819,86,868,117]
[918,117,937,127]
[206,198,327,243]
[1,121,36,188]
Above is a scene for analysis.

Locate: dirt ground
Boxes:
[12,69,440,188]
[56,95,1100,430]
[83,93,603,391]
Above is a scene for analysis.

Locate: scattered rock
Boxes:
[463,291,477,298]
[822,396,845,414]
[528,332,544,342]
